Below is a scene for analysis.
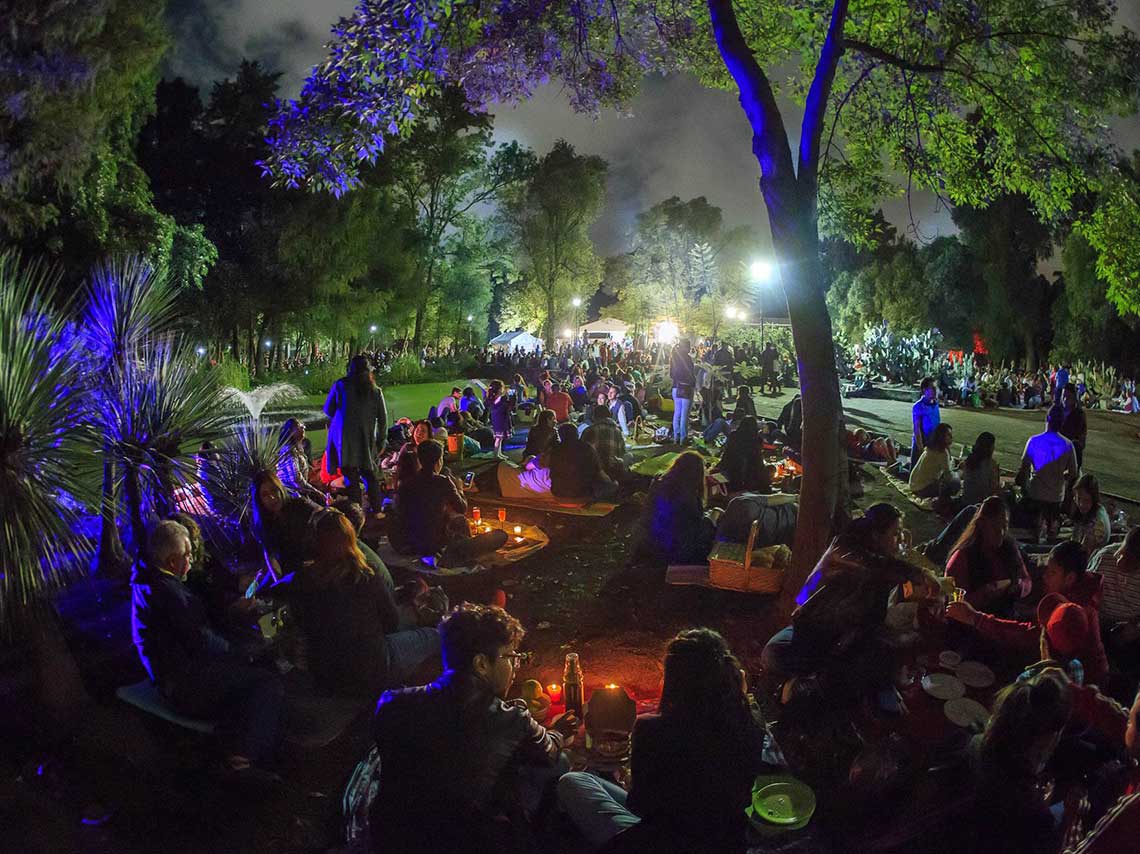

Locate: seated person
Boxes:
[632,451,716,566]
[446,410,491,451]
[764,504,937,700]
[277,418,326,503]
[948,541,1108,686]
[1070,473,1111,555]
[731,385,756,423]
[846,427,898,464]
[1089,527,1140,646]
[371,604,578,850]
[569,375,589,411]
[550,423,617,501]
[459,386,485,421]
[960,431,1002,506]
[558,629,766,850]
[546,383,574,423]
[714,416,771,493]
[131,520,283,781]
[606,384,632,436]
[251,470,322,581]
[946,496,1031,614]
[776,394,802,450]
[582,404,629,481]
[437,387,462,417]
[523,408,558,459]
[1015,404,1079,540]
[909,422,960,499]
[393,441,506,560]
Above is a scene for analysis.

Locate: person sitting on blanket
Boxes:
[277,417,326,503]
[131,520,284,784]
[948,540,1108,686]
[371,604,579,851]
[908,422,961,500]
[762,504,939,704]
[945,496,1032,615]
[583,404,630,482]
[275,509,442,698]
[1069,473,1111,555]
[569,374,589,411]
[392,441,506,561]
[959,431,1002,506]
[550,422,618,501]
[523,408,558,459]
[558,629,767,851]
[714,416,772,493]
[1090,528,1140,655]
[632,451,717,566]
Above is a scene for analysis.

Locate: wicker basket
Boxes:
[707,519,786,594]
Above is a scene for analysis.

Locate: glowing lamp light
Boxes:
[195,346,206,356]
[263,339,272,348]
[724,305,737,319]
[750,260,775,282]
[467,314,473,322]
[572,297,582,307]
[369,324,378,333]
[656,320,679,345]
[562,328,572,338]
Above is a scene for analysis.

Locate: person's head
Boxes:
[309,508,372,587]
[512,373,524,386]
[450,386,462,399]
[1037,593,1095,666]
[411,420,431,445]
[982,667,1072,777]
[928,423,953,452]
[252,469,287,522]
[439,603,526,697]
[462,386,476,399]
[395,446,421,485]
[488,379,504,397]
[572,375,585,388]
[416,438,444,474]
[278,417,306,447]
[920,377,936,402]
[1062,383,1078,409]
[954,496,1010,555]
[593,404,612,423]
[557,422,579,445]
[735,414,759,439]
[148,520,193,580]
[536,408,556,430]
[659,628,749,725]
[1073,473,1101,518]
[348,354,375,390]
[965,432,996,470]
[166,513,204,572]
[542,378,553,392]
[1046,404,1064,432]
[1042,540,1088,595]
[848,502,903,556]
[853,428,869,444]
[445,410,462,430]
[595,390,607,406]
[661,450,708,507]
[1113,527,1140,575]
[737,385,751,400]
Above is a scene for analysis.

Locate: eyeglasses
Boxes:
[498,651,531,668]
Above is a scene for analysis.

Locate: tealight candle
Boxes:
[513,525,522,534]
[547,683,563,704]
[514,536,523,543]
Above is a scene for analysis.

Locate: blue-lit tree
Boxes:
[262,0,1140,599]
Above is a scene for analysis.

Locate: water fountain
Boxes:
[219,383,301,421]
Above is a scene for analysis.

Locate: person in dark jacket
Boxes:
[371,604,578,851]
[777,393,803,450]
[131,520,283,779]
[633,451,716,565]
[250,470,321,582]
[279,509,440,698]
[550,422,617,500]
[669,339,697,444]
[558,629,767,849]
[1060,383,1088,470]
[523,408,558,460]
[324,354,387,512]
[714,415,772,493]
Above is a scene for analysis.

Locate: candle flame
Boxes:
[606,683,618,689]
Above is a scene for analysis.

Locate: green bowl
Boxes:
[745,774,816,834]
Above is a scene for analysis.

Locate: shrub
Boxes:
[386,353,425,385]
[211,357,251,391]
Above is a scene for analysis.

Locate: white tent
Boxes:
[488,330,543,351]
[577,318,629,341]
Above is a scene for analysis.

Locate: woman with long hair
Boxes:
[277,417,326,503]
[559,628,767,848]
[1070,473,1111,554]
[715,415,772,493]
[323,354,387,513]
[250,469,321,582]
[960,431,1000,505]
[947,496,1030,612]
[909,422,960,499]
[486,378,514,459]
[669,339,697,445]
[285,509,441,697]
[633,451,716,565]
[524,408,557,461]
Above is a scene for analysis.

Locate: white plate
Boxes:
[938,650,962,668]
[921,673,966,700]
[956,662,995,688]
[944,697,990,729]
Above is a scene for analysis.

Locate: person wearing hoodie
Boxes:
[948,540,1108,686]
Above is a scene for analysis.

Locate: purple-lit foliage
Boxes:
[0,253,95,626]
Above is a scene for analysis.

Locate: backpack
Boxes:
[715,493,798,547]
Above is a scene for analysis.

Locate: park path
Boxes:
[752,388,1140,505]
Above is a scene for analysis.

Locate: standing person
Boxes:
[324,354,387,514]
[911,377,941,467]
[1055,364,1071,404]
[1016,405,1079,541]
[486,379,514,459]
[1059,383,1088,470]
[759,342,780,394]
[669,339,697,445]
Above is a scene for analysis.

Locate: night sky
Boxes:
[166,0,1140,259]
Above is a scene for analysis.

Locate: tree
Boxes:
[496,140,607,348]
[262,0,1140,602]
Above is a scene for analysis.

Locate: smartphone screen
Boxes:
[463,471,475,487]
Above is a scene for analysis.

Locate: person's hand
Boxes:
[946,600,978,626]
[1018,574,1033,598]
[549,711,579,742]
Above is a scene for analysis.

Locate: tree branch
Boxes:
[798,0,850,197]
[845,39,947,74]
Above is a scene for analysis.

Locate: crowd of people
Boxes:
[124,343,1140,853]
[930,361,1140,414]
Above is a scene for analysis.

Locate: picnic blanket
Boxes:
[878,466,936,511]
[482,494,619,518]
[630,452,679,477]
[370,524,550,576]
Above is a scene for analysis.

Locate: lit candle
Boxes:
[514,536,523,543]
[548,683,563,704]
[513,525,522,534]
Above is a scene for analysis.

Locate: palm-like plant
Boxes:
[200,419,287,550]
[0,254,94,626]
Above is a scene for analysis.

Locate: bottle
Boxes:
[563,653,584,717]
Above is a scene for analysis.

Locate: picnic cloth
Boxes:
[482,494,619,518]
[369,524,550,576]
[630,452,680,477]
[878,466,936,512]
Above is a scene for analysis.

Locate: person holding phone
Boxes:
[372,604,577,850]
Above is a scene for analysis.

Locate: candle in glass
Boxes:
[547,683,563,704]
[498,507,507,526]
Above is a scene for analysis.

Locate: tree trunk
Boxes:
[230,326,240,361]
[544,289,556,350]
[253,317,270,378]
[123,462,147,558]
[1023,327,1037,372]
[95,451,129,578]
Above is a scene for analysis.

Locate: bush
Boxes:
[211,357,251,391]
[385,353,425,385]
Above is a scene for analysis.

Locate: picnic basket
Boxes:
[708,519,789,594]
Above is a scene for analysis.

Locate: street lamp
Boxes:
[724,305,738,319]
[369,324,378,333]
[570,297,582,343]
[749,259,776,348]
[196,346,206,357]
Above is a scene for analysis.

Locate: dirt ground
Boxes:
[6,389,1136,853]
